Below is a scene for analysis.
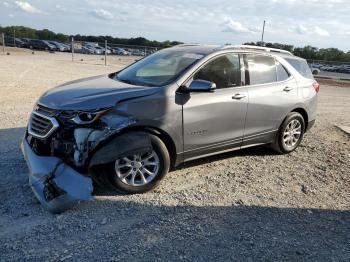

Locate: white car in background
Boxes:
[309,64,320,75]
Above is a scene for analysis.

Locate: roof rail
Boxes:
[221,45,293,56]
[173,43,201,48]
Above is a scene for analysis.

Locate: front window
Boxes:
[115,50,204,87]
[193,54,241,89]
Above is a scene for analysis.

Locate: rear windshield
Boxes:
[285,58,314,79]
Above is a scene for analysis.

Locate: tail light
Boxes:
[313,82,320,93]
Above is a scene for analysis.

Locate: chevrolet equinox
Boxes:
[22,44,319,213]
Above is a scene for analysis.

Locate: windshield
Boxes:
[115,49,204,86]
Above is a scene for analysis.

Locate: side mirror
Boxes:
[185,79,216,93]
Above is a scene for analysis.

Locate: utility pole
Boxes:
[13,27,16,47]
[105,39,107,66]
[261,20,266,46]
[2,33,5,55]
[71,37,74,61]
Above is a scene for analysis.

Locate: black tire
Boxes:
[273,112,305,154]
[107,133,170,194]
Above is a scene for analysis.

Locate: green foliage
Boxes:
[244,42,350,62]
[0,25,182,48]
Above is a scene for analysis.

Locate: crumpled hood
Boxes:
[38,75,160,110]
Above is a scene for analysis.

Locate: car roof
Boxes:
[169,44,296,58]
[168,44,221,55]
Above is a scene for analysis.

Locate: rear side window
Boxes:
[285,58,314,79]
[276,61,290,81]
[247,55,277,85]
[194,54,241,89]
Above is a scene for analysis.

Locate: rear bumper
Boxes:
[21,137,93,214]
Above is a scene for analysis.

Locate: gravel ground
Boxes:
[317,78,350,88]
[0,52,349,261]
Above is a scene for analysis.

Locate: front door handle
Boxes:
[283,86,293,92]
[232,93,246,100]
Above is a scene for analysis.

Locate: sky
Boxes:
[1,0,350,51]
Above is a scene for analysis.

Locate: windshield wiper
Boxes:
[118,78,150,87]
[116,77,142,86]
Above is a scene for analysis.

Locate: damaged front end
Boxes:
[21,104,137,213]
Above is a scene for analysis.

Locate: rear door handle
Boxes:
[283,86,293,92]
[232,93,246,100]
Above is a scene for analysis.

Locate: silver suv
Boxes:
[22,44,319,213]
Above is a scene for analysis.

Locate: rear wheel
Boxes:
[273,112,305,154]
[107,133,170,194]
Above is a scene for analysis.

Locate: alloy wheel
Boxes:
[114,151,160,186]
[283,119,302,148]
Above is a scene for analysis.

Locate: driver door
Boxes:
[181,53,248,161]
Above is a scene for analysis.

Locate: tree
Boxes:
[0,25,183,48]
[243,42,349,62]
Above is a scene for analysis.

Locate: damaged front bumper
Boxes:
[21,138,93,214]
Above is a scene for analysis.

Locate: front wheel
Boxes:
[273,112,305,154]
[107,133,170,194]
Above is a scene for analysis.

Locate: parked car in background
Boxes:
[92,46,103,55]
[339,65,350,74]
[130,49,145,56]
[309,64,320,75]
[84,42,99,48]
[4,36,24,47]
[75,46,95,54]
[60,43,71,52]
[312,68,320,75]
[105,46,113,54]
[81,43,104,55]
[112,47,130,55]
[20,38,32,48]
[47,41,68,52]
[29,39,57,51]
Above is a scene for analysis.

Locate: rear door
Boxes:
[182,53,248,160]
[243,54,299,146]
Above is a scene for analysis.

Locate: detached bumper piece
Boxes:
[21,139,93,214]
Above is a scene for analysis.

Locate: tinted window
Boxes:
[193,54,241,89]
[276,61,290,81]
[285,58,314,79]
[247,55,277,85]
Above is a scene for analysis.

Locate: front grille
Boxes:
[28,112,59,139]
[36,105,57,117]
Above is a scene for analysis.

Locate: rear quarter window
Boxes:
[276,61,290,81]
[285,58,314,79]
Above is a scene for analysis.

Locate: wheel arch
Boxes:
[291,107,309,131]
[118,125,178,168]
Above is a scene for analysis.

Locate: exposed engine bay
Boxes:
[28,105,137,169]
[22,104,151,213]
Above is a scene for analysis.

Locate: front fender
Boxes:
[89,131,152,167]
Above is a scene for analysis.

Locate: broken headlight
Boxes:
[70,109,111,125]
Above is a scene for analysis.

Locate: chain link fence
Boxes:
[308,59,350,80]
[70,38,158,65]
[0,33,159,66]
